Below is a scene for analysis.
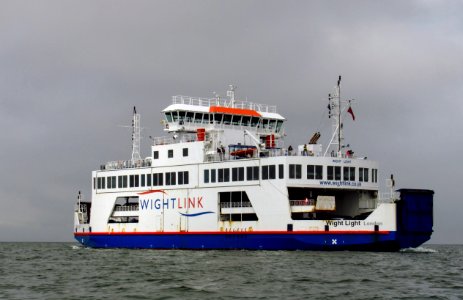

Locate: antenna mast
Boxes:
[131,106,141,162]
[325,76,344,157]
[337,75,342,154]
[227,85,236,108]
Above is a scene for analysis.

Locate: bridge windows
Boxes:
[153,151,159,159]
[276,120,284,133]
[178,111,186,124]
[165,112,173,122]
[183,148,188,157]
[204,113,212,124]
[232,115,242,126]
[279,164,284,179]
[164,109,284,133]
[168,149,173,158]
[262,119,269,129]
[242,116,251,126]
[194,113,203,123]
[185,111,194,123]
[172,111,179,122]
[268,120,277,131]
[214,113,223,123]
[223,114,232,125]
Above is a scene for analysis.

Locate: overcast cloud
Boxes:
[1,0,462,243]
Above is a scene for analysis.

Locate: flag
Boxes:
[347,106,355,121]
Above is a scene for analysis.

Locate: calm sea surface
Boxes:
[0,243,461,299]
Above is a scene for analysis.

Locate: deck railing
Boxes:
[220,202,253,208]
[114,205,139,212]
[172,95,277,113]
[102,159,152,171]
[290,199,315,206]
[151,133,198,145]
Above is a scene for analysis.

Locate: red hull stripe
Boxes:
[75,230,390,236]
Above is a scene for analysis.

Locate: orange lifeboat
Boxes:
[230,148,255,157]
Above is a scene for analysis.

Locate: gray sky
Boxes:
[1,0,462,243]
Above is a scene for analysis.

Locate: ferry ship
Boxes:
[74,77,433,250]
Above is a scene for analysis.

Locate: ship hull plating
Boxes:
[74,231,428,251]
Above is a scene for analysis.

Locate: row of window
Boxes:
[164,111,284,133]
[153,148,188,160]
[204,165,285,183]
[95,171,190,190]
[95,165,378,189]
[289,164,378,183]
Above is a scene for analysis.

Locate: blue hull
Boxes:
[75,231,408,251]
[74,189,433,251]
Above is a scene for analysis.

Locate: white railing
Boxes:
[102,159,152,171]
[220,202,253,208]
[172,95,277,113]
[114,205,139,212]
[151,133,198,146]
[290,199,315,206]
[378,192,399,203]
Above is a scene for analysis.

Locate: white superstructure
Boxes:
[75,81,387,233]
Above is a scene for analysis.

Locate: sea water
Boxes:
[0,243,461,299]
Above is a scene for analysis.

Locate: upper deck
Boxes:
[163,95,284,129]
[171,95,278,114]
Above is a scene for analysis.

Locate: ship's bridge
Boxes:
[162,95,285,136]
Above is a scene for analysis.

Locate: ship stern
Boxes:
[395,189,434,249]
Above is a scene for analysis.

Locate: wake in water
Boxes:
[400,246,437,253]
[70,244,84,250]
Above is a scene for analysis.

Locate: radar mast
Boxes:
[131,106,141,162]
